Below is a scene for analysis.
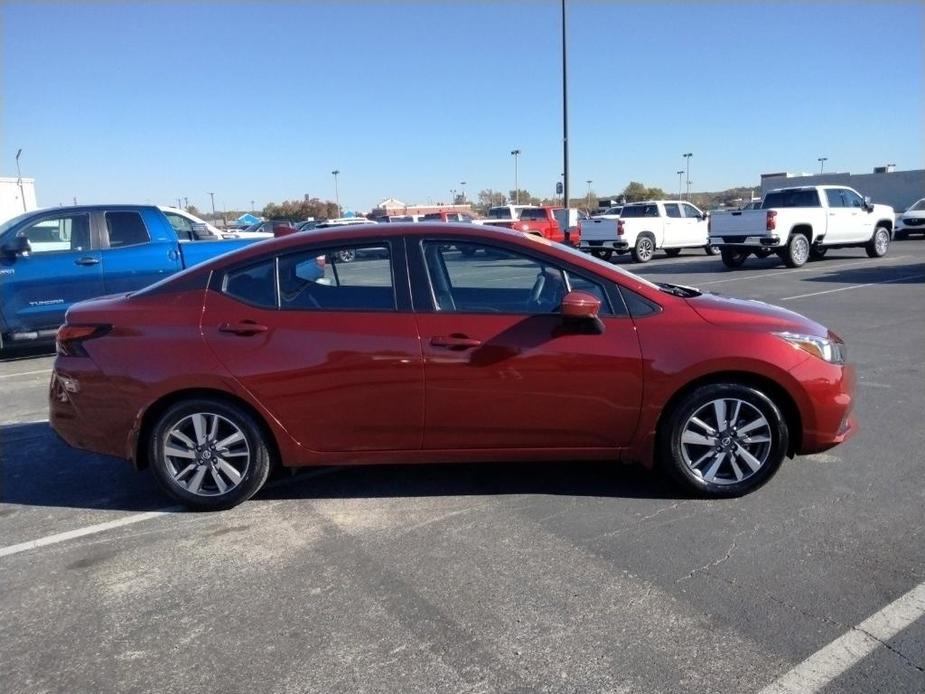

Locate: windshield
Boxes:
[0,210,37,239]
[909,199,925,212]
[537,237,661,291]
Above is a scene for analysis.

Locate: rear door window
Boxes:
[278,245,395,311]
[223,260,277,308]
[106,211,150,247]
[663,204,682,218]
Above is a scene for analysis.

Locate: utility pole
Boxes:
[683,153,693,200]
[208,192,216,220]
[460,181,466,202]
[177,197,182,209]
[250,200,255,214]
[15,149,27,211]
[586,180,593,210]
[561,0,570,220]
[331,170,341,216]
[511,149,521,204]
[677,170,684,200]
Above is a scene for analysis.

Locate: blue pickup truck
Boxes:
[0,205,264,348]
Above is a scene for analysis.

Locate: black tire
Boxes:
[783,233,810,268]
[809,246,828,260]
[754,249,773,259]
[591,249,614,261]
[335,249,356,263]
[865,225,891,258]
[703,244,720,256]
[148,398,272,510]
[657,383,789,498]
[631,234,656,263]
[664,248,682,258]
[720,248,748,269]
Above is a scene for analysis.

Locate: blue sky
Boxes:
[3,1,923,213]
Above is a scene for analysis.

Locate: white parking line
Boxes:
[689,256,911,287]
[0,467,341,560]
[0,368,53,379]
[758,581,925,693]
[781,273,924,300]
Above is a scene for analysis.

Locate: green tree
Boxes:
[262,198,340,221]
[475,189,507,215]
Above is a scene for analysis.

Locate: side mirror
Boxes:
[863,196,874,212]
[560,290,604,334]
[1,233,31,257]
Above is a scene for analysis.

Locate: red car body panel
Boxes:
[50,223,856,476]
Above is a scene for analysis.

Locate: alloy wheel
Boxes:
[679,398,772,485]
[163,412,251,496]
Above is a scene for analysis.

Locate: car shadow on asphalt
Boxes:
[0,421,682,513]
[799,262,924,284]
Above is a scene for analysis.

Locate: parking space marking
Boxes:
[0,467,342,560]
[758,580,925,693]
[0,368,52,379]
[689,256,911,287]
[0,508,181,559]
[781,273,925,301]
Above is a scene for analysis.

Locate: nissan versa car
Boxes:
[50,224,856,510]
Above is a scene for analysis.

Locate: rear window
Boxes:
[762,189,821,208]
[106,211,151,247]
[423,213,443,221]
[620,204,659,218]
[488,207,512,219]
[519,208,547,220]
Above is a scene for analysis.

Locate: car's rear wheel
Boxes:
[591,249,614,261]
[720,248,748,269]
[782,233,810,267]
[664,248,682,257]
[810,246,828,260]
[658,383,789,497]
[149,399,272,510]
[632,235,655,263]
[865,226,890,258]
[335,249,357,263]
[703,244,720,255]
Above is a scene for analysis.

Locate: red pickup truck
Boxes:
[480,205,578,245]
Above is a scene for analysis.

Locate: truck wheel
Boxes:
[720,248,748,269]
[335,249,356,263]
[148,398,272,510]
[703,244,720,256]
[783,233,810,267]
[865,226,891,258]
[809,246,828,260]
[664,248,682,257]
[591,249,613,261]
[657,383,789,497]
[631,235,655,263]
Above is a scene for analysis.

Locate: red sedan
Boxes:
[50,224,856,510]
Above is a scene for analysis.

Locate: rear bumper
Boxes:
[709,234,782,247]
[579,240,629,252]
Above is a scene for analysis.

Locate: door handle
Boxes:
[430,334,482,350]
[219,320,269,336]
[74,257,100,266]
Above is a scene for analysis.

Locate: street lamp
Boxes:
[676,170,685,200]
[460,181,466,202]
[207,192,216,220]
[331,170,341,216]
[818,157,828,173]
[585,180,593,210]
[15,149,26,212]
[511,149,521,203]
[683,153,693,200]
[561,0,570,219]
[250,200,255,214]
[450,189,456,205]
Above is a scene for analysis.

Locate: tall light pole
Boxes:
[586,179,593,210]
[207,192,216,220]
[818,156,828,173]
[511,149,521,203]
[450,189,456,205]
[250,200,255,214]
[683,153,693,200]
[677,170,684,200]
[183,196,189,209]
[561,0,570,221]
[15,149,27,212]
[460,181,466,202]
[177,197,182,209]
[331,170,341,216]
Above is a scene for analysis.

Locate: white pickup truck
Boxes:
[708,185,895,269]
[578,200,716,263]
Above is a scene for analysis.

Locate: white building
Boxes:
[1,177,37,223]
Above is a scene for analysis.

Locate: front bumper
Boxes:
[790,358,857,454]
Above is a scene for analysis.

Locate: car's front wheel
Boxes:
[865,226,891,258]
[631,235,656,263]
[658,383,789,497]
[148,399,272,510]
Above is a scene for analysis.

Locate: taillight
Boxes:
[617,219,625,236]
[56,324,111,357]
[766,210,777,231]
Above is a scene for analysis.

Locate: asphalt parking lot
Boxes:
[2,240,924,694]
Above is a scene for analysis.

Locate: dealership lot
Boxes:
[1,242,924,693]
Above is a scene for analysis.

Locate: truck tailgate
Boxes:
[709,209,767,236]
[578,218,619,241]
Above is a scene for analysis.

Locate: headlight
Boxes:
[774,331,846,364]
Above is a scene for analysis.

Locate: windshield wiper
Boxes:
[656,282,702,298]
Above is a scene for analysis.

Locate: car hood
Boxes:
[685,292,826,336]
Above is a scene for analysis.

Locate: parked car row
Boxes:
[575,185,903,269]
